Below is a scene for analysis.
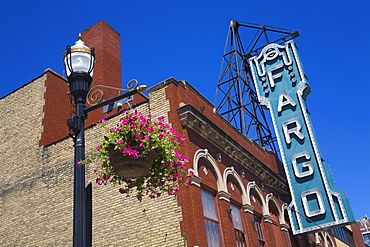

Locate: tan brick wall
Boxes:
[147,84,170,120]
[0,78,184,246]
[0,75,46,186]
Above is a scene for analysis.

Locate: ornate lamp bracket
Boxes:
[86,79,146,106]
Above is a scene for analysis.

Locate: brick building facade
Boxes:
[0,20,365,246]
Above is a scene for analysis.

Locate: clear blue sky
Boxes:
[1,0,369,220]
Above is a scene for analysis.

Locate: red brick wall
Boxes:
[39,70,70,146]
[164,80,282,175]
[162,80,289,246]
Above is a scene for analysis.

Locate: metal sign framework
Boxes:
[215,20,354,235]
[214,20,299,153]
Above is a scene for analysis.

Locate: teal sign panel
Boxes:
[249,40,354,235]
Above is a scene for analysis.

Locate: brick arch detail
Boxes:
[223,167,248,205]
[281,203,290,226]
[246,181,268,215]
[266,193,284,225]
[192,149,226,192]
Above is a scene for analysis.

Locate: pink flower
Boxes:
[146,127,154,133]
[96,178,103,185]
[173,152,183,159]
[122,148,140,159]
[158,134,164,140]
[119,189,127,194]
[100,118,107,123]
[122,119,130,125]
[96,145,102,151]
[93,168,99,173]
[140,116,148,123]
[116,140,123,144]
[77,161,83,167]
[158,116,165,121]
[134,134,143,139]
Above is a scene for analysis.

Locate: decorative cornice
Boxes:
[190,175,202,188]
[178,104,289,195]
[280,223,290,232]
[244,204,254,214]
[218,191,231,202]
[263,214,273,223]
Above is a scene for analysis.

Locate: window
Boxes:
[230,204,246,247]
[253,215,265,247]
[201,189,222,247]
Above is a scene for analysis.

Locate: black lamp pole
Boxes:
[64,37,96,247]
[68,72,91,247]
[64,37,146,247]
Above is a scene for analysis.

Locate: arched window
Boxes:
[195,150,224,247]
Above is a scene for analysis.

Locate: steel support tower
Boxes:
[214,20,299,153]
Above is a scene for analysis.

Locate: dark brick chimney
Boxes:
[81,20,123,126]
[39,20,124,146]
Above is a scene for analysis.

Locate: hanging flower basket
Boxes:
[80,110,194,201]
[107,144,156,179]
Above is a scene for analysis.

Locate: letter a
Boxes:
[278,90,296,112]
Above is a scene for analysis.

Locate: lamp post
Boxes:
[64,36,146,247]
[64,36,95,247]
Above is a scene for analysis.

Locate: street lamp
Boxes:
[64,35,146,247]
[64,35,95,102]
[64,36,95,247]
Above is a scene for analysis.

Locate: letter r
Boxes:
[282,118,305,144]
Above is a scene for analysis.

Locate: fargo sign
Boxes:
[249,40,354,234]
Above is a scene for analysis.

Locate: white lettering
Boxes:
[278,90,296,112]
[267,63,284,88]
[282,118,305,144]
[301,188,326,217]
[292,152,314,178]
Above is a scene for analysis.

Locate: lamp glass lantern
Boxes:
[64,35,95,78]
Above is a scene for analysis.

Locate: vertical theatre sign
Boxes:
[249,40,354,234]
